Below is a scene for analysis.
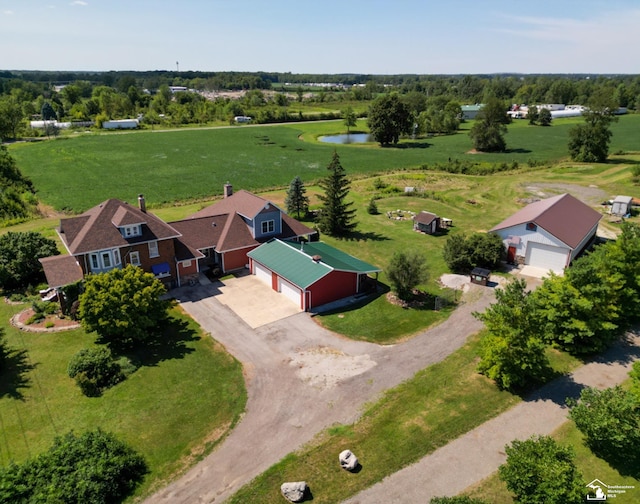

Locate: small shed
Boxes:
[413,211,440,234]
[610,195,633,217]
[470,267,491,286]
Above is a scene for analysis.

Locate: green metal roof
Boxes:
[286,241,380,274]
[247,239,380,289]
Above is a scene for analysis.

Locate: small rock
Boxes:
[339,449,359,471]
[280,481,307,502]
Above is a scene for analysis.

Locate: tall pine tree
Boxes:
[284,175,310,218]
[317,151,357,236]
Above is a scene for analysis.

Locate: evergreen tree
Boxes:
[316,151,357,236]
[284,176,310,219]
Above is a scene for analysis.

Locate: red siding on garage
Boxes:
[307,270,358,308]
[223,246,257,271]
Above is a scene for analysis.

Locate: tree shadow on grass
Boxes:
[504,147,532,154]
[315,282,390,317]
[381,141,431,149]
[0,348,35,400]
[105,315,199,368]
[340,230,390,242]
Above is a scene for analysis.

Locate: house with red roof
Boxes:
[40,185,316,290]
[490,193,602,273]
[169,184,316,275]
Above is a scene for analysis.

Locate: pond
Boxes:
[318,133,373,144]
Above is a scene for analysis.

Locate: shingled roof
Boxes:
[173,190,316,253]
[59,199,181,255]
[490,193,602,249]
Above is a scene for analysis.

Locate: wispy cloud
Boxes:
[3,10,14,15]
[70,0,88,6]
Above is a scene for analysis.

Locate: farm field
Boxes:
[8,114,640,213]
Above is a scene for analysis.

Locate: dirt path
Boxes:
[343,332,640,503]
[144,283,495,503]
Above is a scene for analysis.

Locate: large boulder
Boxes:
[280,481,308,502]
[339,449,359,471]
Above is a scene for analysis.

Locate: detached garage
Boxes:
[247,239,380,311]
[490,193,602,274]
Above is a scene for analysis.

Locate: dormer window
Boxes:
[261,220,275,234]
[123,224,141,238]
[526,222,537,231]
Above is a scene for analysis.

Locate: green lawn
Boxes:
[9,114,640,213]
[0,302,246,500]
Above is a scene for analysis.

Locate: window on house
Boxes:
[123,225,141,237]
[148,241,159,258]
[526,222,537,231]
[261,220,275,234]
[130,251,141,266]
[90,254,99,270]
[113,249,121,266]
[101,252,112,269]
[182,260,192,268]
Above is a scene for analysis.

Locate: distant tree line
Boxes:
[1,70,639,141]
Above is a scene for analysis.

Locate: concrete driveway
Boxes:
[212,273,301,328]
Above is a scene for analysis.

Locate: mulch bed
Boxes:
[386,290,431,309]
[11,308,80,332]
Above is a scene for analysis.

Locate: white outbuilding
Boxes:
[490,193,602,274]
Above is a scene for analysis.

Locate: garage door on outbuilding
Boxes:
[254,262,273,285]
[278,277,302,307]
[525,242,569,273]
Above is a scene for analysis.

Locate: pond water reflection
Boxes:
[318,133,373,144]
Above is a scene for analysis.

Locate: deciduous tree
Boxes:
[78,265,169,348]
[474,279,548,390]
[499,436,584,504]
[0,231,58,291]
[316,151,357,236]
[342,106,357,134]
[443,233,504,273]
[367,93,413,146]
[568,386,640,465]
[469,97,509,152]
[284,175,310,219]
[0,429,148,503]
[386,250,429,301]
[538,107,552,126]
[568,90,618,163]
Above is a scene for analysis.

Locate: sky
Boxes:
[1,0,640,75]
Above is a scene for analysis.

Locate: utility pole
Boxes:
[176,61,179,72]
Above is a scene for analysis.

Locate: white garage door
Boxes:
[278,277,302,307]
[525,242,569,273]
[254,262,272,285]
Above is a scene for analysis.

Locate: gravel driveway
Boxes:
[145,281,495,503]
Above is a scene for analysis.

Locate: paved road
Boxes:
[145,282,495,503]
[344,332,640,503]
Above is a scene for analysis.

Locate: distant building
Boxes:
[461,104,483,120]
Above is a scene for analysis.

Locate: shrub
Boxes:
[0,429,148,503]
[68,347,124,397]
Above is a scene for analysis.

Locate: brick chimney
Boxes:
[224,183,233,198]
[138,194,146,213]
